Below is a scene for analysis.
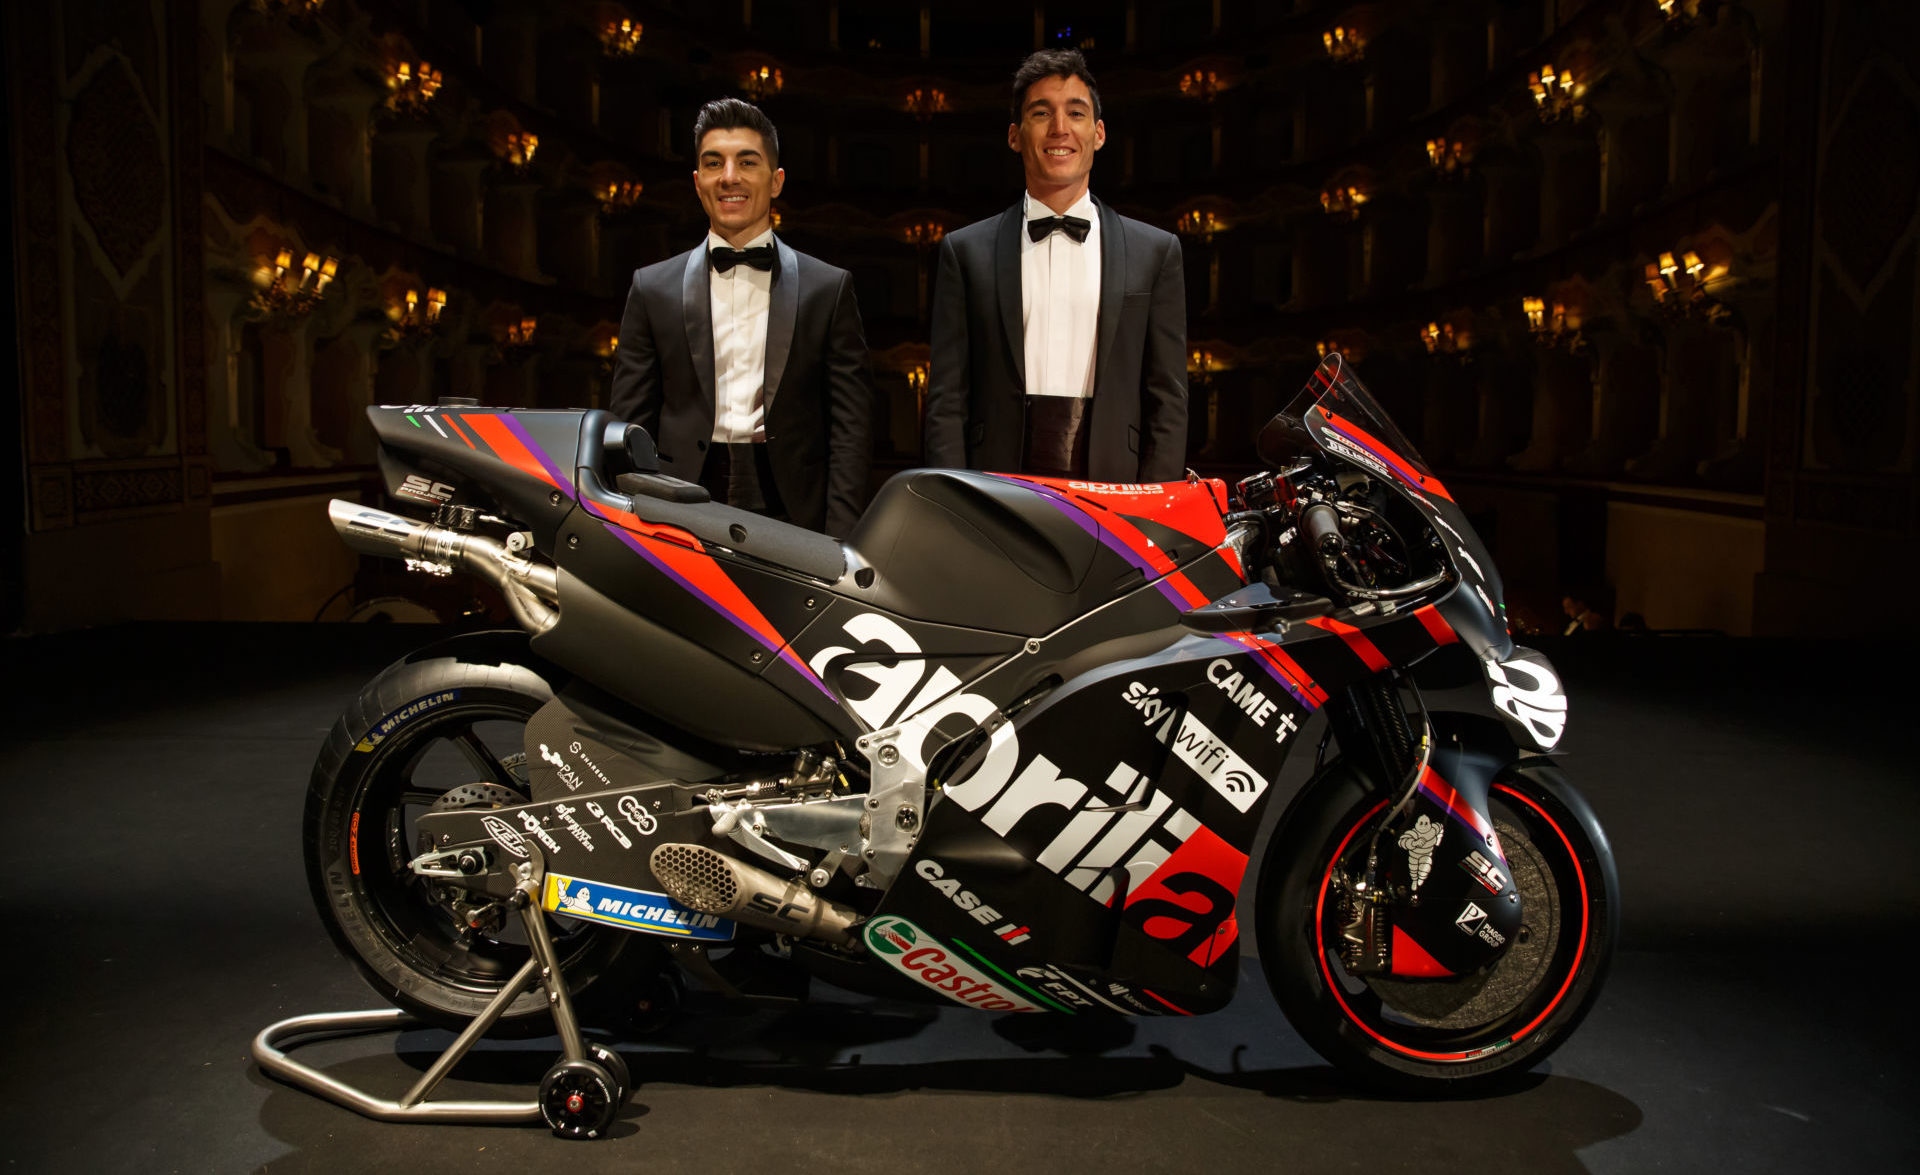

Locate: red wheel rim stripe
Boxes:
[1313,783,1590,1062]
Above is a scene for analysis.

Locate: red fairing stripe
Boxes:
[1006,476,1213,609]
[459,414,566,493]
[1220,630,1330,708]
[1316,410,1455,503]
[444,415,479,450]
[1413,604,1458,645]
[1390,926,1454,977]
[1418,765,1497,845]
[580,494,704,552]
[1305,616,1391,672]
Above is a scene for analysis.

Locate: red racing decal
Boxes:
[1418,765,1498,846]
[1413,604,1458,645]
[459,413,570,497]
[1315,409,1455,503]
[1306,616,1391,673]
[1124,824,1248,966]
[1217,631,1330,710]
[1390,926,1453,977]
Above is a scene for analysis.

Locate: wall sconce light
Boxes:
[598,180,643,214]
[770,207,784,231]
[498,131,539,171]
[1176,210,1224,243]
[1658,0,1703,22]
[1420,321,1472,357]
[386,61,444,115]
[1323,27,1365,63]
[387,287,447,342]
[599,17,643,57]
[904,88,950,121]
[1645,248,1732,320]
[1527,64,1585,124]
[1522,296,1586,351]
[1187,348,1222,379]
[1319,185,1370,220]
[1179,70,1221,101]
[1425,137,1472,177]
[742,66,783,100]
[251,248,337,319]
[906,363,929,408]
[901,221,946,249]
[490,315,539,362]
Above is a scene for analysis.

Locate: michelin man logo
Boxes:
[1398,814,1444,891]
[557,883,594,915]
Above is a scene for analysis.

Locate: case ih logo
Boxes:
[862,917,1041,1013]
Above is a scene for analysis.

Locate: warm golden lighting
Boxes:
[742,66,783,100]
[906,364,929,399]
[901,222,946,248]
[1187,349,1221,375]
[1523,297,1585,350]
[599,17,643,57]
[1323,27,1365,63]
[386,60,443,115]
[904,88,950,121]
[1176,210,1224,242]
[252,248,338,319]
[1528,63,1584,123]
[388,286,447,340]
[1421,321,1471,356]
[1319,185,1370,220]
[1658,0,1703,21]
[1179,70,1221,101]
[499,131,539,170]
[1426,137,1471,176]
[1646,242,1733,318]
[598,180,643,214]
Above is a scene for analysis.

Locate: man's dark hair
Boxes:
[1010,49,1103,125]
[692,97,780,166]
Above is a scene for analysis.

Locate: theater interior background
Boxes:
[3,2,1917,1172]
[4,0,1916,636]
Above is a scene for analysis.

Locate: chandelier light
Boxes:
[1645,248,1732,320]
[1176,210,1224,242]
[1178,70,1221,101]
[599,17,643,57]
[1319,185,1369,220]
[386,60,443,115]
[251,249,337,319]
[598,180,643,214]
[742,66,783,100]
[904,88,950,121]
[1528,64,1585,123]
[1323,27,1365,63]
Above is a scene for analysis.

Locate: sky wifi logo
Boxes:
[1122,681,1268,813]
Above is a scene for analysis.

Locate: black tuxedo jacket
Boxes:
[923,198,1189,483]
[608,237,872,537]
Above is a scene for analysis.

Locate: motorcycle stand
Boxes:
[253,873,633,1139]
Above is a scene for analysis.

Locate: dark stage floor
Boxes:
[1,624,1913,1173]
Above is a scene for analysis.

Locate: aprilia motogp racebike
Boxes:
[305,352,1616,1136]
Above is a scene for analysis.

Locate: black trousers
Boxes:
[699,441,790,522]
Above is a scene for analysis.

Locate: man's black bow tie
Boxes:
[710,244,776,273]
[1028,214,1091,244]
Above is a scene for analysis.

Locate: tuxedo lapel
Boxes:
[994,204,1025,391]
[1094,199,1125,395]
[762,236,799,411]
[681,247,716,410]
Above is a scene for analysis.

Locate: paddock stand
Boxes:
[252,870,632,1139]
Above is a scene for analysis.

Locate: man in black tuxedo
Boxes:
[924,50,1188,483]
[609,99,872,537]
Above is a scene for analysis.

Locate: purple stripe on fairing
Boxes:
[1213,636,1316,711]
[494,412,578,498]
[1003,477,1189,608]
[606,524,837,701]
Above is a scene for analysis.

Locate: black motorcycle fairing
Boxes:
[369,405,588,550]
[523,690,733,804]
[579,463,847,585]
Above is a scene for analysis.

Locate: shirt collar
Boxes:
[1023,191,1097,224]
[706,227,775,254]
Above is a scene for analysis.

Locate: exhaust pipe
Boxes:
[327,499,559,634]
[650,843,859,948]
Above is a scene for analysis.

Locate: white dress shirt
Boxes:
[708,228,774,442]
[1020,190,1102,399]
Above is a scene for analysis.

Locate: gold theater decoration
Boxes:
[742,66,783,100]
[904,89,950,121]
[1523,296,1586,351]
[599,17,643,57]
[499,131,539,171]
[1323,27,1365,63]
[386,61,444,115]
[1176,209,1223,243]
[1645,249,1731,320]
[1426,136,1471,177]
[598,180,643,214]
[388,288,447,341]
[1320,185,1369,220]
[252,249,337,319]
[1528,64,1585,123]
[1179,70,1221,101]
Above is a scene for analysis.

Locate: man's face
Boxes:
[693,127,784,240]
[1009,73,1105,193]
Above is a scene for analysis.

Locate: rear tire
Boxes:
[1257,758,1618,1094]
[303,632,660,1032]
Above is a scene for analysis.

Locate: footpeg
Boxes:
[650,843,859,947]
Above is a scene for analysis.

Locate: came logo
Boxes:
[862,916,1042,1013]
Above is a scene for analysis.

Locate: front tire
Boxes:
[303,632,659,1031]
[1258,759,1618,1094]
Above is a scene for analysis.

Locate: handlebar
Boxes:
[1299,502,1345,556]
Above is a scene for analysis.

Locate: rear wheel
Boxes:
[303,633,660,1031]
[1258,759,1617,1093]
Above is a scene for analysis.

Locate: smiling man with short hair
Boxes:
[924,50,1188,482]
[609,98,873,537]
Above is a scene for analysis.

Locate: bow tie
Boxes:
[1028,214,1091,244]
[710,244,776,273]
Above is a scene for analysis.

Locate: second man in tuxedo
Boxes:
[924,50,1189,483]
[610,99,872,537]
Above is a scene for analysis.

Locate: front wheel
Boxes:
[1258,759,1618,1094]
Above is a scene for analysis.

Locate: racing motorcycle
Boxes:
[302,352,1615,1137]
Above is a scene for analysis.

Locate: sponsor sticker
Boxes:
[1205,659,1301,744]
[1123,682,1267,812]
[616,794,659,836]
[914,859,1031,945]
[549,803,596,852]
[863,916,1044,1013]
[542,874,734,940]
[582,801,631,849]
[1455,901,1488,935]
[354,691,461,752]
[396,473,457,505]
[518,810,562,854]
[1397,814,1444,892]
[483,815,530,859]
[539,743,589,791]
[1459,849,1508,894]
